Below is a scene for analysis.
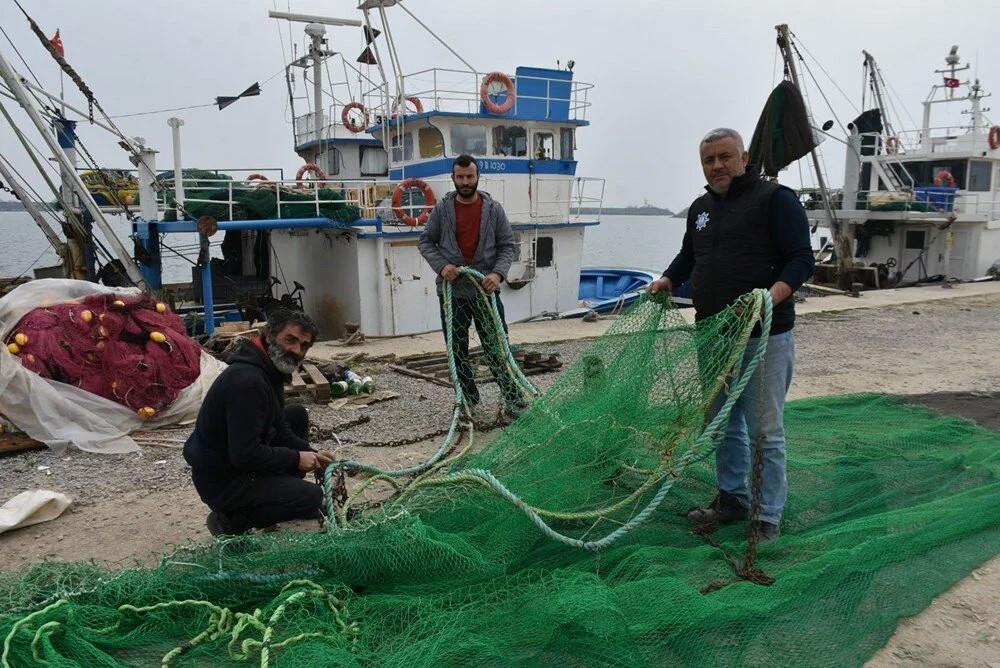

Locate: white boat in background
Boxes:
[0,2,606,340]
[798,43,1000,288]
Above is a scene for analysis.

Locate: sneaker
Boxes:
[505,400,529,418]
[686,491,748,526]
[754,521,781,544]
[206,510,238,536]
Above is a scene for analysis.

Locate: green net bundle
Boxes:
[2,283,998,667]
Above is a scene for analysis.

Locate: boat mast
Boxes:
[775,24,853,290]
[0,50,149,290]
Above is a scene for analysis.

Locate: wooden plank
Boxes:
[302,363,331,401]
[0,432,45,456]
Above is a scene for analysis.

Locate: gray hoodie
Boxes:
[417,191,516,296]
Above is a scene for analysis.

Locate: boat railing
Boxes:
[861,126,986,155]
[804,186,1000,218]
[399,67,593,121]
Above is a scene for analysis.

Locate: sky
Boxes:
[1,0,997,212]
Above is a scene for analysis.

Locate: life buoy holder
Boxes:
[390,96,424,119]
[933,170,956,188]
[989,125,1000,150]
[342,101,368,133]
[391,178,436,226]
[480,71,516,114]
[295,163,328,189]
[885,136,900,155]
[245,173,272,189]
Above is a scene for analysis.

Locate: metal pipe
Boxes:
[166,118,185,206]
[199,232,216,335]
[0,50,148,290]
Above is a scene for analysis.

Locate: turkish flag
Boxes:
[944,77,960,88]
[49,29,64,58]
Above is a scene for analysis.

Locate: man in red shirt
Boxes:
[418,155,526,415]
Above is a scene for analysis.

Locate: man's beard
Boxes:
[455,182,478,198]
[267,341,302,374]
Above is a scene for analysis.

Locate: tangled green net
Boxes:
[2,278,998,667]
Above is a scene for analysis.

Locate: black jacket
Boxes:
[183,339,308,500]
[664,169,815,334]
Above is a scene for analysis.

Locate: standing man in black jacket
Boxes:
[649,128,815,543]
[184,309,336,536]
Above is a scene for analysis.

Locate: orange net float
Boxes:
[480,71,516,114]
[391,178,436,226]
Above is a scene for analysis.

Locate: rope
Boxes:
[2,581,358,668]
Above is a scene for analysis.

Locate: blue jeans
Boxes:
[708,330,795,525]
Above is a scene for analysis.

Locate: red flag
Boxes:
[49,29,64,58]
[944,77,959,88]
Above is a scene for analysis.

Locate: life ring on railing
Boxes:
[390,96,424,119]
[480,71,516,114]
[885,136,900,155]
[295,163,328,189]
[391,178,436,226]
[934,170,956,188]
[989,125,1000,150]
[341,101,368,133]
[245,173,272,189]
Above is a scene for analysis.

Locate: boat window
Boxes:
[536,236,553,267]
[492,125,527,157]
[967,160,992,192]
[390,132,413,162]
[905,230,926,250]
[418,127,444,159]
[533,132,554,161]
[450,124,488,156]
[360,146,388,176]
[324,147,342,176]
[560,128,574,160]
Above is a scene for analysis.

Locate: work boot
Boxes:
[753,521,781,544]
[686,491,748,526]
[206,510,238,536]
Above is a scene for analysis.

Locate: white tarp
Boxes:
[0,279,225,454]
[0,490,71,535]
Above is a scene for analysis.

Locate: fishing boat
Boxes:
[0,2,605,339]
[769,28,1000,288]
[559,268,690,318]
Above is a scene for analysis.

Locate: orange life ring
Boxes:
[989,125,1000,150]
[244,173,272,189]
[480,71,516,114]
[933,170,956,188]
[342,101,368,133]
[390,96,424,119]
[391,178,436,226]
[885,136,900,155]
[295,163,327,189]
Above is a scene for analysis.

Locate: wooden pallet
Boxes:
[390,348,562,388]
[284,362,332,402]
[0,432,45,456]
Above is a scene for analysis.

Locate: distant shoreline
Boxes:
[0,201,28,212]
[579,207,677,216]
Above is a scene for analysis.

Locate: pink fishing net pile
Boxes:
[4,294,202,419]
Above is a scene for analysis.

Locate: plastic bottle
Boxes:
[343,369,364,395]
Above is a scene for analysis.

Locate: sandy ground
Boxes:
[1,292,999,665]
